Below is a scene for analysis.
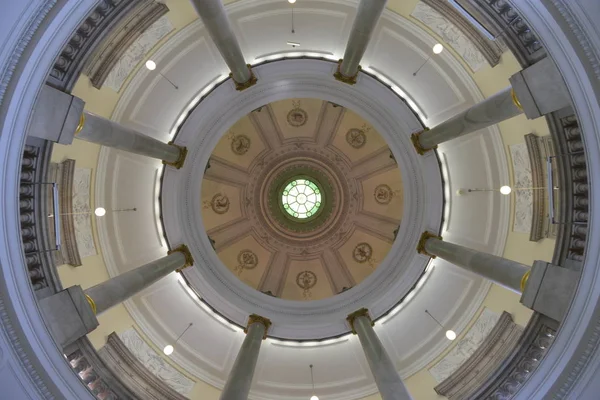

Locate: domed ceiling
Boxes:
[201,98,403,301]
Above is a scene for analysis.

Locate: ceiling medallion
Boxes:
[235,250,259,275]
[353,242,373,263]
[346,124,371,149]
[374,184,393,205]
[287,100,308,127]
[296,270,317,300]
[229,132,251,155]
[206,193,230,214]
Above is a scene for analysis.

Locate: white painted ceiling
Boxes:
[95,1,509,399]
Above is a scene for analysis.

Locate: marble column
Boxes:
[335,0,387,84]
[417,232,530,293]
[220,315,271,400]
[411,86,523,154]
[84,245,193,315]
[77,111,188,168]
[348,309,412,400]
[189,0,256,90]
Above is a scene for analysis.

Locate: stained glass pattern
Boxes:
[282,179,322,219]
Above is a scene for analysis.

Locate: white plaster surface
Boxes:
[411,2,486,72]
[105,16,174,92]
[119,328,194,395]
[429,308,501,382]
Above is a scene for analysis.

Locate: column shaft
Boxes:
[354,316,412,400]
[338,0,387,79]
[416,87,523,152]
[220,321,266,400]
[85,249,190,315]
[190,0,251,85]
[423,237,529,292]
[78,111,185,167]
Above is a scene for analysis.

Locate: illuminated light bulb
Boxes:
[310,396,319,400]
[446,330,457,341]
[145,60,157,70]
[432,43,444,54]
[288,0,297,3]
[94,207,106,217]
[500,185,512,195]
[163,345,174,355]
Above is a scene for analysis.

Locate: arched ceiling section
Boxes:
[93,1,510,399]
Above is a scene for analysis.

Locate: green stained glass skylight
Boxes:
[282,178,322,219]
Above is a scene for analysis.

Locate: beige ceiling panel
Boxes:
[211,115,266,169]
[331,108,388,162]
[200,179,242,231]
[361,167,404,219]
[338,229,393,284]
[216,234,271,290]
[281,258,333,301]
[270,98,323,139]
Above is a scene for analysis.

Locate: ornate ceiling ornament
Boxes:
[228,131,251,155]
[346,124,371,149]
[353,242,373,263]
[287,100,308,127]
[235,250,259,275]
[203,193,230,214]
[296,270,317,300]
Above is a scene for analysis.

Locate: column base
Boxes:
[416,231,442,258]
[168,244,195,272]
[410,128,436,155]
[333,59,361,85]
[231,64,258,91]
[162,142,188,169]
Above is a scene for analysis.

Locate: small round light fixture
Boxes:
[310,396,319,400]
[94,207,106,217]
[163,345,174,355]
[446,330,457,341]
[288,0,297,3]
[432,43,444,54]
[500,185,512,195]
[145,60,157,71]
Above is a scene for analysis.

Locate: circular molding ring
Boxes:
[160,59,444,339]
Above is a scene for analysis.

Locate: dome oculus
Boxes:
[282,178,322,219]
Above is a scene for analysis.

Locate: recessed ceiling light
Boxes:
[432,43,444,54]
[145,60,157,70]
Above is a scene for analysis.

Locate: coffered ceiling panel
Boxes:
[217,235,270,290]
[270,98,323,139]
[331,108,387,162]
[281,258,332,301]
[201,180,242,231]
[361,167,404,218]
[211,115,267,170]
[338,230,394,285]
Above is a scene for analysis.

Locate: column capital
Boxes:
[410,128,435,155]
[245,314,272,339]
[417,231,442,258]
[75,112,86,135]
[347,308,373,334]
[168,244,194,272]
[162,141,188,169]
[510,88,524,111]
[85,294,97,315]
[231,64,258,91]
[333,59,361,85]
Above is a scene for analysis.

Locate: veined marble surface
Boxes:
[119,328,195,395]
[411,2,486,72]
[429,308,500,382]
[72,168,97,258]
[104,15,174,92]
[509,142,533,234]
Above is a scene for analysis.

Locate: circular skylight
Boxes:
[282,178,322,219]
